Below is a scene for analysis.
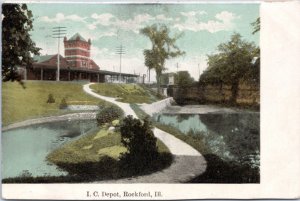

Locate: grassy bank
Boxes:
[2,81,104,125]
[130,103,259,183]
[47,124,170,164]
[3,121,172,183]
[44,121,172,181]
[90,83,162,104]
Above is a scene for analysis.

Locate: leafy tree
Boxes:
[175,71,195,88]
[140,24,185,94]
[200,33,259,104]
[251,17,260,35]
[2,4,41,82]
[251,17,260,81]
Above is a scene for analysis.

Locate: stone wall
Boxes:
[140,97,175,116]
[169,81,259,106]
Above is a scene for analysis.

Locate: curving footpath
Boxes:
[83,83,207,183]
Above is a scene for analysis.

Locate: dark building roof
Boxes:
[68,33,87,42]
[33,55,56,63]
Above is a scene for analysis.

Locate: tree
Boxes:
[173,71,195,105]
[200,33,259,104]
[119,116,158,170]
[251,17,260,35]
[2,4,41,82]
[251,17,260,82]
[140,24,185,94]
[174,71,195,88]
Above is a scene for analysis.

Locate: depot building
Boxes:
[19,33,138,83]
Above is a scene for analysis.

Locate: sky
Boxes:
[28,3,259,81]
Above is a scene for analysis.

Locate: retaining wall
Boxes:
[169,81,259,106]
[140,97,174,116]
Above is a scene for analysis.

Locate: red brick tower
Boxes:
[64,33,97,69]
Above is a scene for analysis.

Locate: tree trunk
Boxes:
[230,80,239,104]
[156,74,161,95]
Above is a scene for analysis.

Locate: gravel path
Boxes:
[83,83,207,183]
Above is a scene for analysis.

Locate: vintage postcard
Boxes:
[1,0,300,200]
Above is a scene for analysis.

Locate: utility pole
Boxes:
[148,68,150,83]
[52,26,67,81]
[176,62,179,73]
[115,44,125,83]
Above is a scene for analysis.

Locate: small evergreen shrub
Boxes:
[47,93,55,104]
[119,116,158,171]
[96,105,123,126]
[59,98,68,109]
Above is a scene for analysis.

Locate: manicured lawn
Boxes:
[2,81,104,125]
[47,125,170,164]
[90,83,162,104]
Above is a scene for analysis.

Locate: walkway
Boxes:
[83,83,207,183]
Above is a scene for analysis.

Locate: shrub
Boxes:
[96,105,123,126]
[59,98,68,109]
[47,93,55,104]
[119,116,158,171]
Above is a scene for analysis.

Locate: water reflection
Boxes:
[154,113,260,168]
[2,120,97,179]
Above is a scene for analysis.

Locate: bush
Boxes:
[59,98,68,109]
[47,93,55,104]
[119,116,158,171]
[96,105,123,126]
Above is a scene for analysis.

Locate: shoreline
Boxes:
[2,112,96,132]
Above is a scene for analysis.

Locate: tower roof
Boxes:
[68,33,87,42]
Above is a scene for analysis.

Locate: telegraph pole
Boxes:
[115,44,125,82]
[52,26,67,81]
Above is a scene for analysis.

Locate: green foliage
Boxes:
[2,81,104,125]
[90,83,161,104]
[175,71,195,88]
[200,33,260,103]
[120,116,159,170]
[47,93,55,104]
[59,98,68,109]
[140,24,185,94]
[18,170,33,178]
[96,105,124,126]
[251,17,260,35]
[2,4,41,82]
[41,125,171,183]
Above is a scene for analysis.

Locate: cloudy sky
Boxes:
[28,3,259,81]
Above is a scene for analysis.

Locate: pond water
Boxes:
[2,120,98,179]
[154,112,260,168]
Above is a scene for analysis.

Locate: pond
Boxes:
[2,120,98,179]
[154,112,260,169]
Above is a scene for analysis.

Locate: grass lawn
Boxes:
[47,125,170,164]
[2,81,106,125]
[90,83,163,104]
[45,123,171,181]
